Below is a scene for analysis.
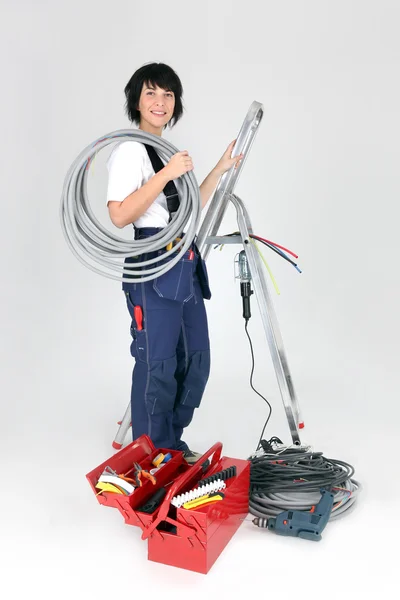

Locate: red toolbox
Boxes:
[86,435,250,574]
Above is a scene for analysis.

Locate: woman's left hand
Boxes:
[214,140,244,176]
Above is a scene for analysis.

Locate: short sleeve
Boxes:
[106,141,144,203]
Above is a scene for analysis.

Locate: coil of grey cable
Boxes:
[60,129,201,282]
[248,443,362,522]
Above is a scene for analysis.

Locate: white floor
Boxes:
[2,358,398,599]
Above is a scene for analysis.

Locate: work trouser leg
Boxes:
[125,281,183,449]
[172,277,211,451]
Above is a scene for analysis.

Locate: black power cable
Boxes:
[237,248,273,452]
[250,448,355,493]
[244,319,272,452]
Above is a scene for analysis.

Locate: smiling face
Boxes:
[137,82,176,136]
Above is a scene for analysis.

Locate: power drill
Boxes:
[253,489,335,541]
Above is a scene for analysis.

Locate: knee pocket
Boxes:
[145,357,177,415]
[179,350,211,409]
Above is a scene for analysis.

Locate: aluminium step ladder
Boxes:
[112,101,303,449]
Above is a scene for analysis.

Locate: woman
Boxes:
[106,62,242,462]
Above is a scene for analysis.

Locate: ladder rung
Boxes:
[205,235,244,245]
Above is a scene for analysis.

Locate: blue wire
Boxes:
[257,238,302,273]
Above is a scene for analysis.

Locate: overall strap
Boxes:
[144,144,180,222]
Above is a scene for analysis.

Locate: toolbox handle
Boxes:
[141,442,223,540]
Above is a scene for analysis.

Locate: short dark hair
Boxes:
[124,62,184,128]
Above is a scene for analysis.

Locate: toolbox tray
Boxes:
[86,435,250,574]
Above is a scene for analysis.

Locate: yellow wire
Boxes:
[250,238,280,295]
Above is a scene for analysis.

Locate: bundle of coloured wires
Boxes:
[214,231,301,272]
[248,438,361,520]
[251,234,302,274]
[214,231,301,295]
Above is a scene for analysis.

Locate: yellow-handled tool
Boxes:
[183,492,224,510]
[166,237,182,252]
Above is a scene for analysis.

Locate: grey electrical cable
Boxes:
[248,446,361,521]
[60,129,202,282]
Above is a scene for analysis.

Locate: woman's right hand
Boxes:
[164,151,193,180]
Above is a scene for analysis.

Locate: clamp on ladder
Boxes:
[112,101,304,449]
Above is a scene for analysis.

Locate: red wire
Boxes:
[251,235,298,259]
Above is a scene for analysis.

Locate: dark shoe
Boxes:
[183,450,210,470]
[183,450,203,464]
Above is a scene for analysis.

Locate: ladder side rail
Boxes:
[233,193,302,428]
[230,194,301,444]
[112,398,132,449]
[197,102,264,258]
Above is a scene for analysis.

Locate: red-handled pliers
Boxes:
[128,462,157,487]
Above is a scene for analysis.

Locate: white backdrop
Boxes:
[1,0,399,597]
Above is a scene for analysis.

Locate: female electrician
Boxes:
[106,63,242,463]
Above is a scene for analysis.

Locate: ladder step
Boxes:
[205,235,244,245]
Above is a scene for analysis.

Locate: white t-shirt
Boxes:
[106,140,170,228]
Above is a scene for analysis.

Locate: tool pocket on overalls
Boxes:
[153,251,194,303]
[194,246,212,300]
[124,290,147,363]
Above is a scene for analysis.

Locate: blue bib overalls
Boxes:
[122,227,211,451]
